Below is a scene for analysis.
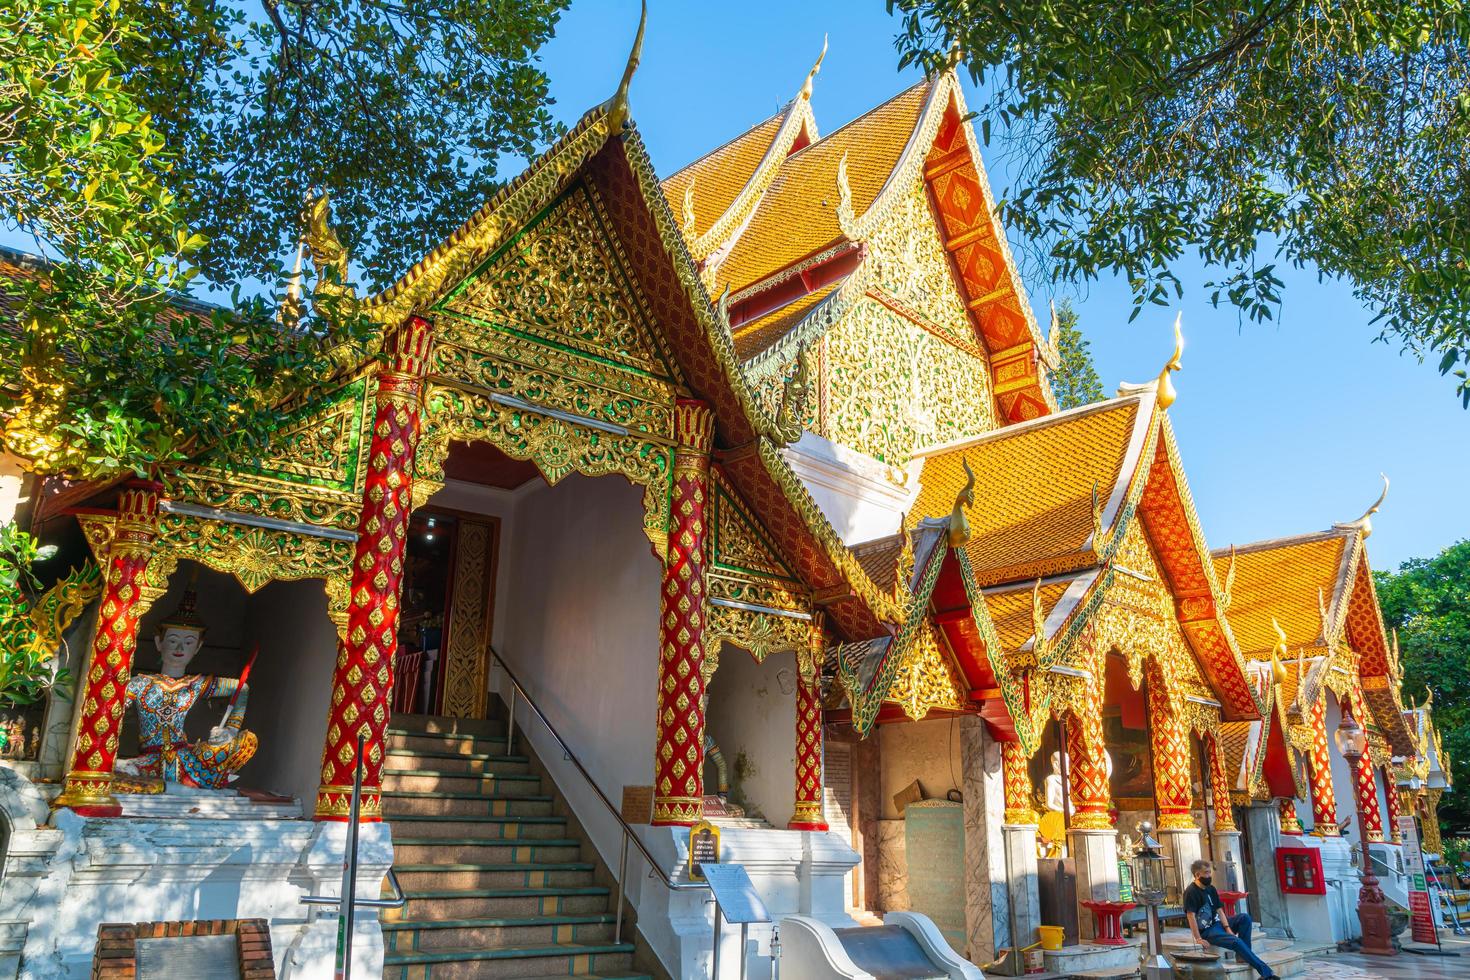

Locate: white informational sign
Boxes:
[1397,815,1439,946]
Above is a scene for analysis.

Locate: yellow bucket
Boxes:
[1038,925,1065,951]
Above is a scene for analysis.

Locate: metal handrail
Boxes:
[301,867,408,910]
[490,648,709,944]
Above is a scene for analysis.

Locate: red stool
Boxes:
[1218,890,1249,917]
[1081,900,1137,946]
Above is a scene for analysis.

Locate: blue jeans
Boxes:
[1202,912,1273,978]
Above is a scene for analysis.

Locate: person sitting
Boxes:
[1184,859,1278,980]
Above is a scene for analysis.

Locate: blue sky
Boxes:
[533,1,1467,571]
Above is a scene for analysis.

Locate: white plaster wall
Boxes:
[496,474,662,874]
[705,643,798,826]
[878,718,963,818]
[241,579,339,806]
[782,432,920,546]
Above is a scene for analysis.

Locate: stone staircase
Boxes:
[379,713,650,980]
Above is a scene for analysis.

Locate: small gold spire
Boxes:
[948,459,976,547]
[800,34,828,101]
[1219,545,1237,612]
[1271,617,1289,661]
[1270,654,1288,687]
[715,284,731,332]
[1089,480,1110,556]
[606,0,647,133]
[945,39,963,71]
[1156,312,1184,409]
[1030,578,1049,661]
[280,237,305,327]
[835,150,855,233]
[1317,587,1336,652]
[682,178,697,237]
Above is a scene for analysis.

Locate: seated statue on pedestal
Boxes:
[115,587,257,792]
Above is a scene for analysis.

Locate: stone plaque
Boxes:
[823,742,853,840]
[688,819,721,882]
[620,785,654,825]
[137,934,241,979]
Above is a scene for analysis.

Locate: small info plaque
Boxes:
[137,934,241,980]
[702,864,770,925]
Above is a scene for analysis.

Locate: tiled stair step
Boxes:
[387,730,511,756]
[386,748,529,773]
[384,768,535,793]
[394,862,597,890]
[383,790,552,819]
[385,814,569,840]
[394,838,584,865]
[393,886,614,922]
[382,913,617,952]
[388,715,507,738]
[382,940,635,980]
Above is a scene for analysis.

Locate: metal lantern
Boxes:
[1133,821,1172,980]
[1334,711,1367,762]
[1133,823,1168,906]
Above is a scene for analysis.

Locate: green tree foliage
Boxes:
[888,2,1470,405]
[1,0,567,480]
[1048,299,1104,410]
[1375,540,1470,834]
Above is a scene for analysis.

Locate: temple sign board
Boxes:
[688,819,721,882]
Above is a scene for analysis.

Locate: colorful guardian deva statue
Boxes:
[114,587,258,791]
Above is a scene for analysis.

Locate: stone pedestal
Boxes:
[1212,830,1246,891]
[1161,827,1203,898]
[1002,825,1042,955]
[1067,827,1120,940]
[1244,803,1290,936]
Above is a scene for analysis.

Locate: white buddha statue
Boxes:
[1042,746,1115,816]
[114,587,257,791]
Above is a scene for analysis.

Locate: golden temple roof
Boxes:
[984,579,1074,654]
[713,81,933,295]
[1212,532,1348,657]
[661,112,787,244]
[911,398,1141,585]
[732,279,843,360]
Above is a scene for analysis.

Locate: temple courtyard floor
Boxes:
[1301,932,1470,980]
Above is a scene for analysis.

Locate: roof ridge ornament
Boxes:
[1029,577,1050,662]
[1039,299,1061,370]
[1156,312,1184,409]
[1334,473,1389,539]
[945,39,963,72]
[606,0,647,133]
[682,177,697,237]
[835,151,856,235]
[1219,545,1237,613]
[1089,480,1112,558]
[775,345,814,444]
[800,34,828,101]
[1318,587,1338,655]
[948,459,975,547]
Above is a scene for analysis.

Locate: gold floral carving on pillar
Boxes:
[441,520,495,718]
[1066,698,1113,831]
[1279,798,1304,835]
[1003,740,1038,825]
[1148,663,1196,831]
[790,617,828,831]
[1305,695,1340,836]
[1204,732,1237,833]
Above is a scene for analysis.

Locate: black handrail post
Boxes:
[333,733,366,980]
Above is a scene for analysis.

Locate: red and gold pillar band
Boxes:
[1421,788,1443,855]
[651,400,714,826]
[1149,682,1195,831]
[1066,705,1112,830]
[1003,740,1037,825]
[789,619,827,831]
[1383,767,1403,843]
[1305,696,1339,835]
[1346,699,1385,843]
[315,316,433,821]
[1279,798,1304,835]
[1204,732,1237,833]
[54,480,162,816]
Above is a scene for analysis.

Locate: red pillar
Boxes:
[1383,766,1403,842]
[1279,798,1304,835]
[1003,740,1037,824]
[1347,698,1385,843]
[1067,703,1112,830]
[1305,695,1340,835]
[1149,683,1195,831]
[1204,732,1237,832]
[651,400,714,827]
[54,480,161,817]
[789,618,828,831]
[315,316,432,821]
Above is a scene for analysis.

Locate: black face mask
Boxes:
[1200,876,1213,887]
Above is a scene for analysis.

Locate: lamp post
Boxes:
[1133,822,1172,980]
[1334,707,1396,956]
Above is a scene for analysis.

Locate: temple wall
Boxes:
[495,473,662,869]
[704,643,798,826]
[241,580,339,807]
[878,718,963,818]
[782,431,920,546]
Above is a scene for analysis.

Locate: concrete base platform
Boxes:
[1042,937,1142,976]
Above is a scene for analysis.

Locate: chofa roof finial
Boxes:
[800,35,828,101]
[607,0,648,133]
[1156,312,1184,409]
[948,459,976,547]
[1336,473,1389,539]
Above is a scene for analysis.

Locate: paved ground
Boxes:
[1301,931,1470,980]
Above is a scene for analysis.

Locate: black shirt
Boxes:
[1184,882,1222,930]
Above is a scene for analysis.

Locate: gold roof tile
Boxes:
[713,82,932,294]
[910,399,1142,585]
[731,279,843,360]
[849,532,905,595]
[1213,535,1346,655]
